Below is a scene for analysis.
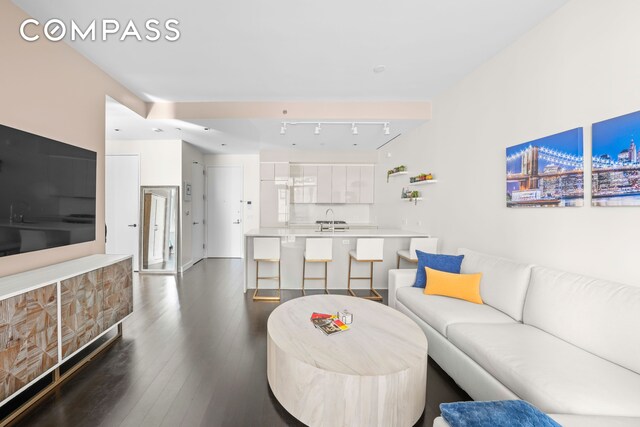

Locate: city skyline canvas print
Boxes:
[506,128,584,208]
[592,110,640,206]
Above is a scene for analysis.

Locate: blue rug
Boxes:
[440,400,561,427]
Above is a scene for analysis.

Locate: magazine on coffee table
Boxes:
[310,312,349,335]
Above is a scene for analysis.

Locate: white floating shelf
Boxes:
[388,171,408,177]
[401,197,423,201]
[408,180,438,186]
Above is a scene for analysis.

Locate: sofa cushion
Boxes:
[396,287,514,337]
[413,251,464,288]
[458,249,532,321]
[523,266,640,375]
[447,323,640,417]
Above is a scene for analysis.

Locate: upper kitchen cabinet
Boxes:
[290,164,304,204]
[260,163,275,181]
[302,165,318,203]
[345,166,360,203]
[359,165,375,204]
[317,166,332,204]
[331,166,346,203]
[260,162,290,181]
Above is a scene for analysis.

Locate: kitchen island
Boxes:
[243,228,429,293]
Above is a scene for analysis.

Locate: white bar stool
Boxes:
[253,237,281,301]
[302,238,333,294]
[347,238,384,301]
[397,237,439,268]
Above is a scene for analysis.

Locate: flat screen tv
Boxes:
[0,123,96,257]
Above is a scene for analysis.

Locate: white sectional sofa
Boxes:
[388,248,640,421]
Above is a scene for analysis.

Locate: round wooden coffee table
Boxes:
[267,294,428,427]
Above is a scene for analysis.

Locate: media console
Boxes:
[0,254,133,425]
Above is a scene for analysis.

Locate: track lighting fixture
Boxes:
[279,121,390,136]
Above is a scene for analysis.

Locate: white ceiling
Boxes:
[15,0,567,102]
[105,97,425,154]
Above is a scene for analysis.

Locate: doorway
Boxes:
[191,162,205,264]
[105,155,140,270]
[140,186,179,273]
[206,166,243,258]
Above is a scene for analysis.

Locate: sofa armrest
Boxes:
[388,269,417,309]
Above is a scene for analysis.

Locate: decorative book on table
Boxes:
[310,312,349,336]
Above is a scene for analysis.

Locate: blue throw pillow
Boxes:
[413,251,464,288]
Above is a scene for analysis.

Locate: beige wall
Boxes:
[375,0,640,286]
[0,1,145,277]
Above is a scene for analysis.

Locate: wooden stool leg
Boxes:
[278,260,281,300]
[397,254,400,269]
[302,259,306,295]
[253,260,260,300]
[347,255,355,297]
[324,261,329,294]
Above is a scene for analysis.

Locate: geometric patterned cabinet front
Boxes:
[102,259,133,330]
[60,258,133,360]
[60,270,103,359]
[0,284,58,402]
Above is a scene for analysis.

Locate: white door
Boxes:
[105,155,140,270]
[206,166,243,258]
[149,194,167,264]
[191,163,205,263]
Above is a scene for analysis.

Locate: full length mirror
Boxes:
[140,186,179,274]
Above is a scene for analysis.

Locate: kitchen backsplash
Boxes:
[289,204,374,225]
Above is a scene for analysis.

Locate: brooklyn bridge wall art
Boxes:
[506,128,584,208]
[592,110,640,207]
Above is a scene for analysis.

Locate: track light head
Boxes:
[352,124,358,135]
[280,123,286,135]
[384,123,390,135]
[314,124,321,135]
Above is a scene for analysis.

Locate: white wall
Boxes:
[106,140,182,185]
[181,142,205,270]
[106,139,206,272]
[376,0,640,286]
[204,154,261,234]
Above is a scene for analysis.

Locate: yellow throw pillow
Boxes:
[423,267,484,304]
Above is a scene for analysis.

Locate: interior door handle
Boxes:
[128,224,137,227]
[193,222,199,225]
[233,220,241,224]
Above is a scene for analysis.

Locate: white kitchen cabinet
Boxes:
[303,165,318,204]
[317,166,332,203]
[331,165,347,204]
[260,163,275,181]
[260,180,289,227]
[290,165,304,204]
[274,163,290,181]
[359,165,375,204]
[345,166,360,204]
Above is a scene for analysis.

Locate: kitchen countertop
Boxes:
[245,228,429,238]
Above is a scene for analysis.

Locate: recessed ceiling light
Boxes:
[221,143,226,146]
[373,65,386,74]
[204,127,210,131]
[114,128,120,132]
[292,143,296,146]
[353,143,358,146]
[152,128,163,132]
[176,127,182,131]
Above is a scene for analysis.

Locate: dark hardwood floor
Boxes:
[18,259,469,427]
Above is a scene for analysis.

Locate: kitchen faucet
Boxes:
[325,208,335,232]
